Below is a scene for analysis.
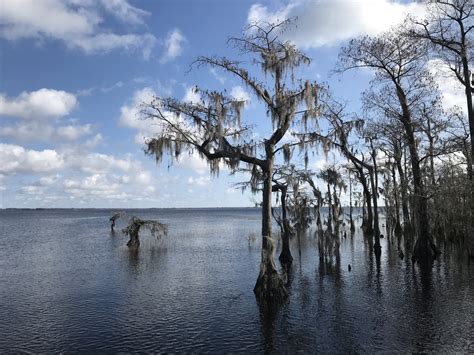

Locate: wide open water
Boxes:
[0,208,472,353]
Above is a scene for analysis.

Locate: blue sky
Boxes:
[0,0,463,208]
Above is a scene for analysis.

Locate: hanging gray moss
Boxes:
[122,216,168,249]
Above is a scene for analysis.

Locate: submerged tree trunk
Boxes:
[326,182,333,235]
[394,143,411,238]
[278,187,293,264]
[254,154,288,302]
[461,56,474,258]
[395,85,438,262]
[349,172,355,234]
[110,212,121,233]
[126,222,141,249]
[369,145,381,255]
[391,163,403,237]
[360,171,374,238]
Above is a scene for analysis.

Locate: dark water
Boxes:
[0,208,472,353]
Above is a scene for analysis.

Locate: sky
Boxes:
[0,0,466,208]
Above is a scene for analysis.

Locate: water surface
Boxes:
[0,208,472,352]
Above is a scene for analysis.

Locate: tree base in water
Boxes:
[254,253,288,303]
[127,234,140,249]
[412,237,440,263]
[374,244,382,257]
[278,249,293,265]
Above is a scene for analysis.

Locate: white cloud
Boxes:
[71,32,156,60]
[75,152,137,174]
[160,28,186,63]
[0,122,95,142]
[0,122,55,141]
[230,86,251,105]
[135,170,152,185]
[120,87,185,145]
[119,87,156,130]
[56,124,93,140]
[84,133,103,148]
[187,176,211,187]
[210,67,226,84]
[64,173,120,196]
[0,143,64,174]
[101,81,124,93]
[0,0,157,59]
[39,175,61,186]
[119,87,162,144]
[99,0,150,25]
[248,0,426,48]
[427,59,467,113]
[177,151,209,174]
[183,86,201,104]
[226,187,237,194]
[0,88,77,120]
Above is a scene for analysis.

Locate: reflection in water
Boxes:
[258,299,283,353]
[0,208,472,353]
[127,248,141,275]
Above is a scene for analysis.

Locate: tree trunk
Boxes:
[461,54,474,258]
[391,163,403,237]
[349,172,355,234]
[126,223,141,249]
[278,187,293,264]
[394,143,412,238]
[395,85,438,262]
[254,153,287,302]
[361,172,374,238]
[327,183,333,235]
[369,144,381,255]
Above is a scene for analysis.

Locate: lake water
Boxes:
[0,208,472,353]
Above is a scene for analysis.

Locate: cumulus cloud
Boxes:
[0,88,99,146]
[64,174,119,195]
[119,87,160,144]
[56,124,93,140]
[84,133,103,148]
[247,0,426,48]
[0,0,157,59]
[0,88,77,120]
[120,88,229,176]
[160,28,186,63]
[73,152,137,174]
[0,122,95,142]
[0,143,64,174]
[2,143,163,205]
[0,122,55,141]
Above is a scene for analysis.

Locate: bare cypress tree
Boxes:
[272,165,316,264]
[410,0,474,257]
[337,25,440,262]
[141,21,320,302]
[299,96,380,252]
[410,0,473,179]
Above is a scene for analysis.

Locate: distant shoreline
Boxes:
[1,206,382,210]
[1,207,261,211]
